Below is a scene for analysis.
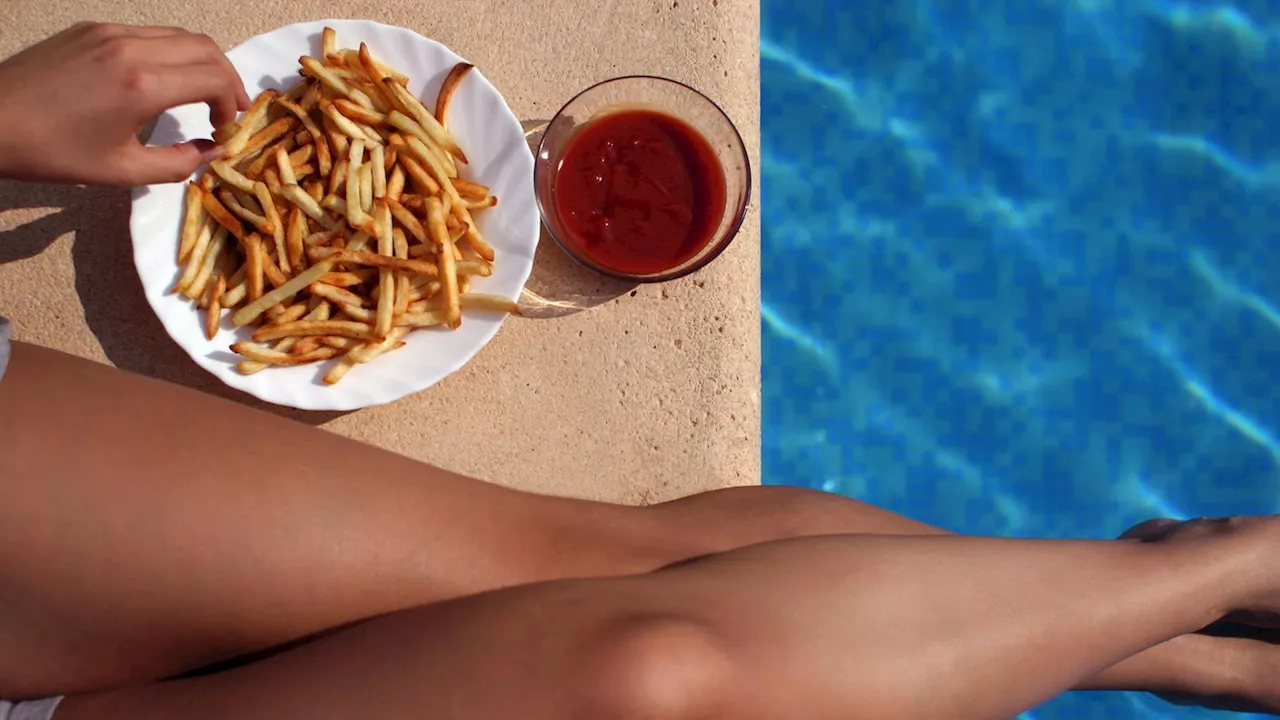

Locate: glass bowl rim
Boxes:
[533,74,752,284]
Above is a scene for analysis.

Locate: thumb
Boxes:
[121,140,222,186]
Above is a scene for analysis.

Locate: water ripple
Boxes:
[764,0,1280,717]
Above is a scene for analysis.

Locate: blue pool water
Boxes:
[761,0,1280,717]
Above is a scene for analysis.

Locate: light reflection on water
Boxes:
[762,0,1280,717]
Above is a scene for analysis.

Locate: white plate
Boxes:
[130,19,539,411]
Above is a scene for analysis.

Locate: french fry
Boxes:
[321,98,383,145]
[204,275,227,340]
[229,117,296,167]
[253,319,377,343]
[374,201,395,338]
[321,27,337,59]
[281,183,336,229]
[178,182,207,262]
[232,342,340,365]
[269,302,310,325]
[308,247,439,276]
[199,189,246,241]
[188,231,228,301]
[460,293,521,315]
[386,165,405,200]
[381,79,466,163]
[309,282,367,308]
[254,181,287,274]
[435,62,474,125]
[286,205,307,272]
[370,144,387,199]
[334,98,388,128]
[425,196,460,326]
[244,233,265,301]
[221,90,278,156]
[231,260,336,326]
[345,139,369,233]
[174,217,216,293]
[320,270,376,287]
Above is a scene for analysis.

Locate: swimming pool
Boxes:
[761,0,1280,717]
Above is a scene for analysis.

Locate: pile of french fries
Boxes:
[172,26,519,385]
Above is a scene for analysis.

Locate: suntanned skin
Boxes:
[4,343,1280,718]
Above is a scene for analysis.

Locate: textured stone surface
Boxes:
[0,0,760,503]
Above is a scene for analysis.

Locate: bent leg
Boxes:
[0,343,680,697]
[54,530,1259,720]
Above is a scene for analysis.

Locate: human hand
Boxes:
[0,22,250,187]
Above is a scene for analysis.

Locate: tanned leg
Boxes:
[54,522,1277,720]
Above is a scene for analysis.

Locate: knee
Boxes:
[574,615,736,720]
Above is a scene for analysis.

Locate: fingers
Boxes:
[121,139,222,186]
[1117,518,1181,542]
[131,61,245,131]
[133,33,251,112]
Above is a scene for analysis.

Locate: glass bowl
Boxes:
[533,75,751,283]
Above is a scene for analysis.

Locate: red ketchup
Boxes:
[554,109,726,276]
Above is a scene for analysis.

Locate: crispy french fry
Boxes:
[188,231,228,301]
[374,201,395,337]
[178,182,207,263]
[174,216,216,293]
[300,56,375,109]
[321,98,383,145]
[319,270,376,287]
[381,79,466,163]
[386,165,405,201]
[359,163,374,213]
[370,144,387,199]
[204,275,226,340]
[385,197,427,244]
[451,178,490,200]
[334,98,387,128]
[396,310,450,328]
[254,182,287,273]
[269,302,310,325]
[281,183,337,229]
[230,117,296,167]
[425,196,460,326]
[200,189,246,241]
[460,293,521,315]
[222,90,278,155]
[435,62,474,125]
[252,319,376,343]
[321,27,337,58]
[231,260,336,326]
[309,281,367,308]
[244,233,265,301]
[275,145,298,186]
[286,205,307,272]
[311,248,439,276]
[233,342,340,365]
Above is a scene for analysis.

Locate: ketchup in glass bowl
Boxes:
[534,76,751,282]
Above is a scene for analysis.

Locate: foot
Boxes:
[1153,630,1280,715]
[1119,516,1280,626]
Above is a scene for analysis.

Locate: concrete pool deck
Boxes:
[0,0,760,504]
